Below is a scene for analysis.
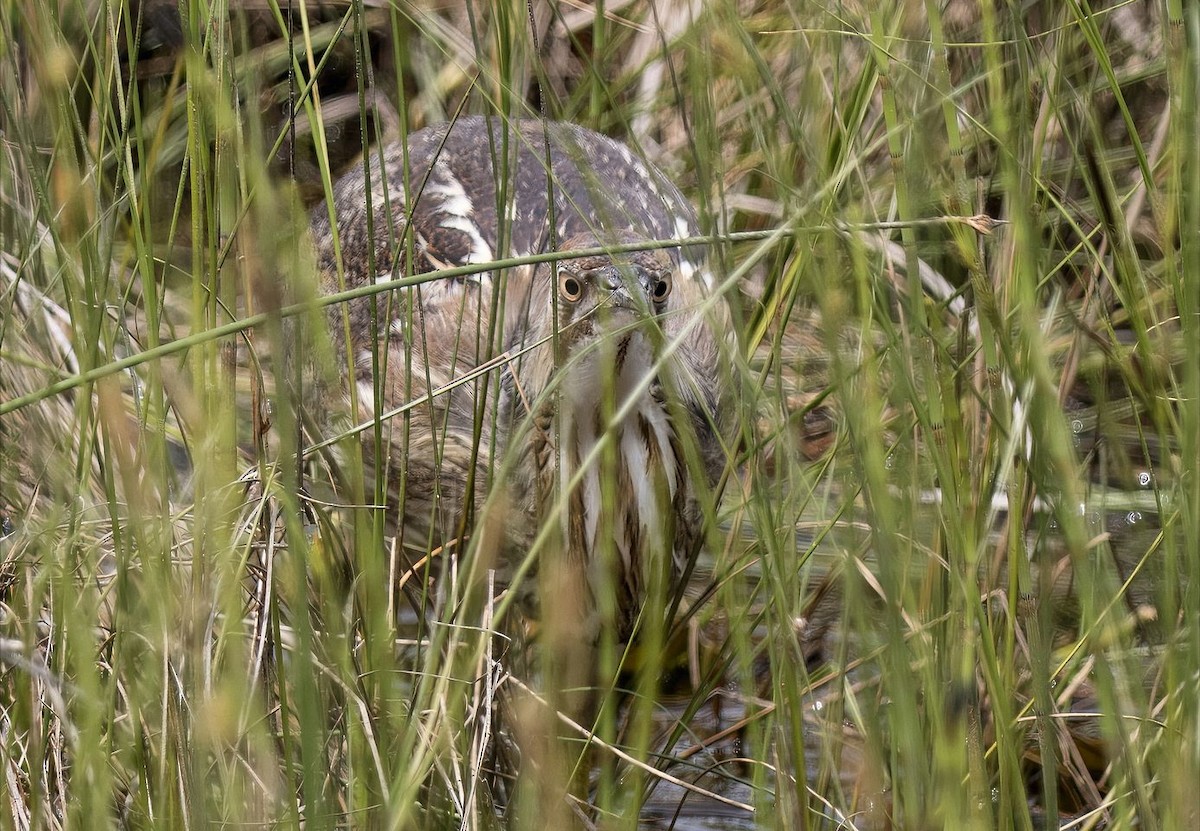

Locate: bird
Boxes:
[310,115,727,641]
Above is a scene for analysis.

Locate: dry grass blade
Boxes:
[505,675,755,816]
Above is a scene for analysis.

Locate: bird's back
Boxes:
[313,116,703,282]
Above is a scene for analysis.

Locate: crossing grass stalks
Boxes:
[1,1,1196,828]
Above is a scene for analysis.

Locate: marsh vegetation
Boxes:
[0,2,1196,828]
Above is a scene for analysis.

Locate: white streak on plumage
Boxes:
[425,173,496,267]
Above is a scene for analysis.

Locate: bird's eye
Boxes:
[558,270,582,302]
[652,274,672,302]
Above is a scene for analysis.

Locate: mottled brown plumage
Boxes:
[311,116,726,638]
[500,231,702,636]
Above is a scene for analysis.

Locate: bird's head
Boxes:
[513,230,679,410]
[543,231,674,350]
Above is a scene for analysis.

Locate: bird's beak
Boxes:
[593,265,648,315]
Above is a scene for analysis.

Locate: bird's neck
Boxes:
[541,331,679,585]
[559,330,656,414]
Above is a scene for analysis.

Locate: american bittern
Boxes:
[312,116,727,639]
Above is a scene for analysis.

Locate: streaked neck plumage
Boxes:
[510,236,685,635]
